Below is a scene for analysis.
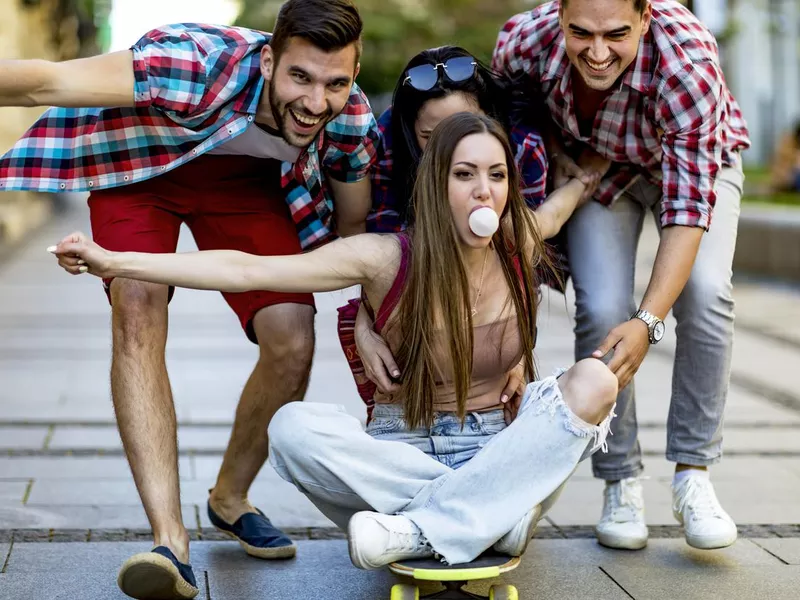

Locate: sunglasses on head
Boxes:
[403,56,478,91]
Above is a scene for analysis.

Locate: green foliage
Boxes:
[234,0,533,96]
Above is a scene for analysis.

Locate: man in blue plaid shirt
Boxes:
[0,0,378,597]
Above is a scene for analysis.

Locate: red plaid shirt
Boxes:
[493,0,750,230]
[0,24,379,249]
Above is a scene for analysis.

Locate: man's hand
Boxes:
[354,305,401,394]
[592,319,650,390]
[552,152,590,188]
[501,359,527,424]
[47,232,114,278]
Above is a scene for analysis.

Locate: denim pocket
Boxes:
[476,418,507,436]
[365,416,406,436]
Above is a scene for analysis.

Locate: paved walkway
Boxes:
[1,197,799,598]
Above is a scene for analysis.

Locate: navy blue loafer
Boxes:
[208,501,296,559]
[117,546,198,600]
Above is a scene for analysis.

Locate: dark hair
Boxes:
[270,0,363,63]
[389,46,511,224]
[562,0,648,13]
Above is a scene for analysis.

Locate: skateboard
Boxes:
[388,554,520,599]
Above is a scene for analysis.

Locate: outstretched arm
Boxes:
[0,51,134,107]
[49,232,397,294]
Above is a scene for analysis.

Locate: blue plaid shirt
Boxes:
[0,23,380,249]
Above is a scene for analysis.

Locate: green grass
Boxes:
[742,166,800,207]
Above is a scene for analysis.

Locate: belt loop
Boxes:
[471,411,483,428]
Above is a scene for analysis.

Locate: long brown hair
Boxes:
[390,112,557,428]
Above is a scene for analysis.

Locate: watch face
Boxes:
[653,321,665,341]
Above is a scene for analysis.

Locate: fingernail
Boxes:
[46,246,56,253]
[392,370,400,377]
[77,260,85,265]
[78,266,88,273]
[501,394,509,404]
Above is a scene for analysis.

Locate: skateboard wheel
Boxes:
[489,584,518,600]
[390,583,419,600]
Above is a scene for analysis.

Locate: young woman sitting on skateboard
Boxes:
[49,113,617,569]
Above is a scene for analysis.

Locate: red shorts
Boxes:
[88,155,315,344]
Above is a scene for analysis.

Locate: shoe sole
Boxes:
[595,530,648,551]
[348,512,391,570]
[214,527,297,559]
[685,531,738,550]
[495,505,542,556]
[117,553,199,600]
[347,513,371,570]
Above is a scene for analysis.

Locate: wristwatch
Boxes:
[632,309,665,344]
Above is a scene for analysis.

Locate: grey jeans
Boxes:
[566,161,744,480]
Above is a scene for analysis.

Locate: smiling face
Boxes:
[414,92,482,151]
[447,132,509,249]
[261,36,359,147]
[559,0,651,92]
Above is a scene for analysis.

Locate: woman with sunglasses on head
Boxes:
[50,112,617,569]
[351,46,608,401]
[369,46,603,234]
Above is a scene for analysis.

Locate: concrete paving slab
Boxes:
[0,504,199,530]
[603,565,800,600]
[639,428,800,454]
[571,456,800,484]
[0,482,27,503]
[26,480,336,529]
[4,542,153,573]
[707,480,800,524]
[527,538,782,567]
[752,539,800,564]
[48,425,232,452]
[0,399,116,423]
[0,427,48,450]
[545,477,676,526]
[0,456,192,480]
[204,540,630,600]
[48,426,122,450]
[0,570,210,600]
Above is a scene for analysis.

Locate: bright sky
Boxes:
[109,0,241,51]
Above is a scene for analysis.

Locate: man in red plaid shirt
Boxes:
[0,1,378,597]
[494,0,749,552]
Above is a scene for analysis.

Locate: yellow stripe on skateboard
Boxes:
[411,566,501,581]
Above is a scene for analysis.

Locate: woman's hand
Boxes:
[501,359,527,425]
[354,303,401,394]
[47,232,115,278]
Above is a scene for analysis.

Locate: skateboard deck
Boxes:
[388,554,520,599]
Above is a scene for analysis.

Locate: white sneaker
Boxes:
[347,512,434,570]
[493,505,541,556]
[672,473,737,549]
[595,477,648,550]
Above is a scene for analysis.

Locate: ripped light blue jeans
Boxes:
[268,372,613,565]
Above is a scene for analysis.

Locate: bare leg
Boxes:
[558,358,619,426]
[110,279,189,563]
[209,303,315,521]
